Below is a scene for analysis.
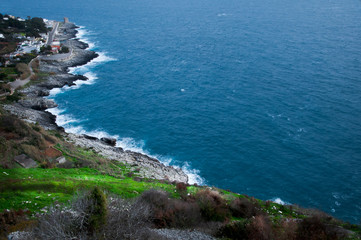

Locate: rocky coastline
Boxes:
[4,21,189,183]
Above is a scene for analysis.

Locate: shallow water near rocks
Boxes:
[3,0,361,222]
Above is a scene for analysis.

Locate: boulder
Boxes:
[14,154,37,168]
[83,134,98,140]
[55,156,66,164]
[101,137,117,146]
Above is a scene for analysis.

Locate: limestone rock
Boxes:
[101,137,117,146]
[14,154,37,168]
[55,156,66,164]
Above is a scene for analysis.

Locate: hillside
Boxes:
[0,109,360,239]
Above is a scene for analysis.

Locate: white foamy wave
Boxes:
[69,52,116,75]
[181,162,205,185]
[116,138,204,184]
[47,73,98,97]
[46,108,79,126]
[75,26,96,50]
[116,137,147,154]
[271,197,291,205]
[48,88,63,97]
[50,114,206,185]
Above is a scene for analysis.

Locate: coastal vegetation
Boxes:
[0,14,47,40]
[0,108,360,239]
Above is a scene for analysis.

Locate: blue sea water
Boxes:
[2,0,361,223]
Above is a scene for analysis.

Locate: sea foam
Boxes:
[271,197,291,205]
[46,106,205,184]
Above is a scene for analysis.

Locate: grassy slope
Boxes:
[0,109,360,239]
[0,167,177,214]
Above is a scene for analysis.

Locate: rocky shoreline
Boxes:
[4,21,188,183]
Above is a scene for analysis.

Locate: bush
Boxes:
[139,189,202,228]
[195,189,230,221]
[40,161,55,169]
[104,195,153,239]
[59,46,69,53]
[176,182,187,198]
[0,209,31,238]
[217,220,249,240]
[85,186,107,235]
[217,216,273,240]
[230,197,261,218]
[275,219,298,240]
[247,215,273,240]
[296,216,338,240]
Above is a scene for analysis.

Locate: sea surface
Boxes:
[2,0,361,223]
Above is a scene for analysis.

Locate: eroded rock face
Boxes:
[67,134,189,183]
[20,98,58,111]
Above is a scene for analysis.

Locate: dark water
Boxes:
[2,0,361,223]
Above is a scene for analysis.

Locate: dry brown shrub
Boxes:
[16,63,31,79]
[230,197,261,218]
[0,209,32,238]
[176,182,187,199]
[275,219,298,240]
[247,215,273,240]
[139,189,203,228]
[20,144,43,161]
[30,74,38,81]
[195,189,230,221]
[296,216,338,240]
[30,58,39,70]
[216,220,249,239]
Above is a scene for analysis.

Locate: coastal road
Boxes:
[46,22,59,45]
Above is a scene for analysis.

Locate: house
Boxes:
[51,41,61,53]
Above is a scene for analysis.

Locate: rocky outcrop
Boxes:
[101,137,117,146]
[67,134,188,183]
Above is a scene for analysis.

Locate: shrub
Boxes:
[85,187,107,235]
[247,215,273,240]
[275,219,298,240]
[217,220,249,240]
[0,209,31,238]
[104,195,153,239]
[296,216,338,240]
[40,161,55,169]
[176,182,187,198]
[195,189,230,221]
[217,216,273,240]
[230,197,261,218]
[139,189,202,228]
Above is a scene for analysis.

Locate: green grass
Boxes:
[0,67,18,75]
[0,167,177,214]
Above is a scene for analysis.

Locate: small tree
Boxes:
[60,46,69,53]
[85,186,107,236]
[40,45,51,54]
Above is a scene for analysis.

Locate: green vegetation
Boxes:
[0,109,360,239]
[59,46,69,54]
[0,167,177,214]
[0,15,47,39]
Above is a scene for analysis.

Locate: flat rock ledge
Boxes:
[67,133,189,183]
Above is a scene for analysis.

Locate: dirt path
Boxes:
[9,57,37,94]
